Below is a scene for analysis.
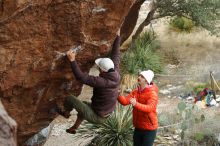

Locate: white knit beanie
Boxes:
[140,70,154,84]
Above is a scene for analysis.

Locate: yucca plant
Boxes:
[122,31,162,75]
[73,104,133,146]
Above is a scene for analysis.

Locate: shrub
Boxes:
[121,31,163,75]
[185,81,210,95]
[193,83,208,94]
[194,132,204,141]
[191,133,219,145]
[170,16,195,32]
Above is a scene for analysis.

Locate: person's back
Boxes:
[92,70,120,117]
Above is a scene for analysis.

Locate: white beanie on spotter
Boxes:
[95,58,114,72]
[140,70,154,84]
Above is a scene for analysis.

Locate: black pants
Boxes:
[133,128,157,146]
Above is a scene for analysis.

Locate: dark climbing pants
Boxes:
[133,128,157,146]
[65,95,107,124]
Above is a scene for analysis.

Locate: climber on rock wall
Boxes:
[57,29,121,134]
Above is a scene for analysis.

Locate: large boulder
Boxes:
[0,0,138,145]
[0,101,17,146]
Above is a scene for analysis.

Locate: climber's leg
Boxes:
[66,114,84,134]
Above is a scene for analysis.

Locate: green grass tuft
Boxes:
[122,31,163,75]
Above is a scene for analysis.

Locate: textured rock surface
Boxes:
[0,101,17,146]
[0,0,136,145]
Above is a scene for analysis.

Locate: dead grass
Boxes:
[120,74,137,94]
[150,19,220,81]
[154,22,220,60]
[162,48,181,65]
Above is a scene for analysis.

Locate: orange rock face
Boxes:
[0,0,136,145]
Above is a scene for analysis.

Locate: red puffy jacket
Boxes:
[118,83,159,130]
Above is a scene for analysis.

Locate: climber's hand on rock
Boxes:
[67,50,76,62]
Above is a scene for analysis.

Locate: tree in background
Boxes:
[122,0,220,44]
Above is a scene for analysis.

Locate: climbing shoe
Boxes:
[66,128,76,134]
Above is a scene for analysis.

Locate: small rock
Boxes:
[67,119,72,122]
[173,135,179,140]
[167,64,178,69]
[175,129,182,134]
[186,96,194,100]
[167,84,173,87]
[160,90,171,95]
[216,97,220,102]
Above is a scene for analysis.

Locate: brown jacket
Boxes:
[70,36,121,117]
